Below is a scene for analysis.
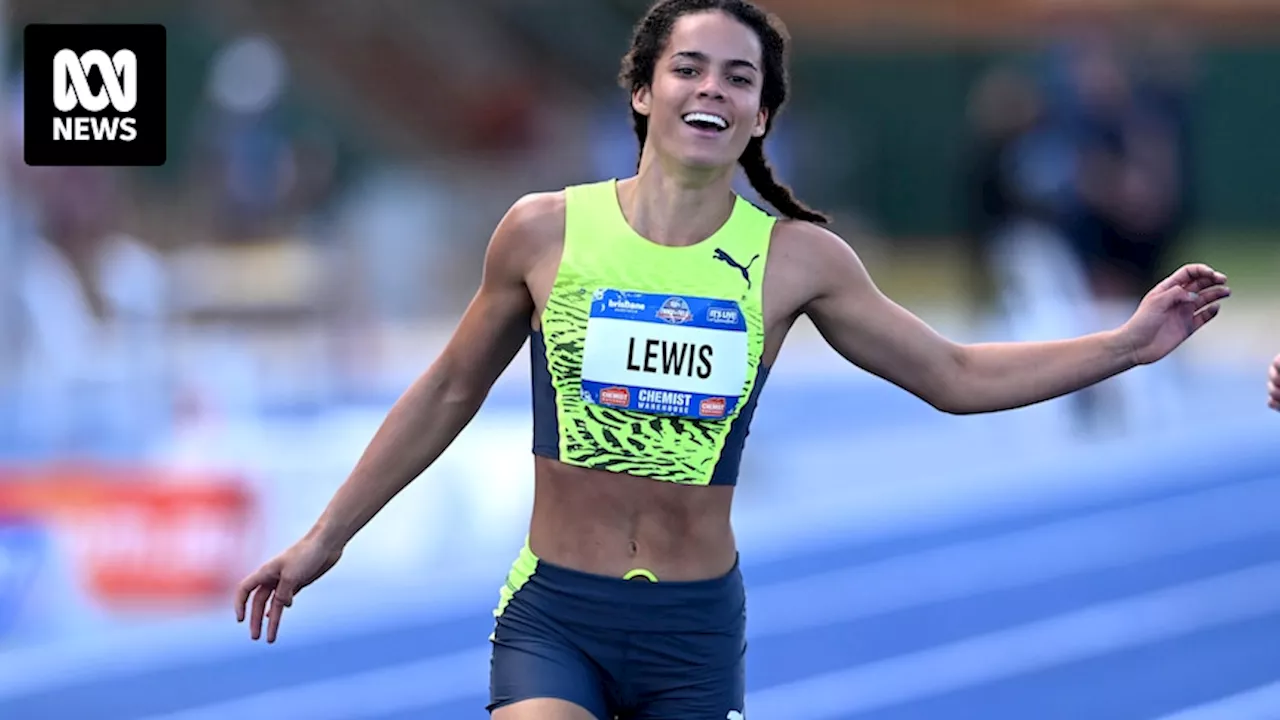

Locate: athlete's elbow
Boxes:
[923,388,975,416]
[441,381,488,416]
[922,344,979,415]
[445,373,492,415]
[926,384,998,415]
[421,359,490,416]
[930,345,1029,415]
[903,374,971,415]
[932,396,984,416]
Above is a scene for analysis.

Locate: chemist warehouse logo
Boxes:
[24,24,166,166]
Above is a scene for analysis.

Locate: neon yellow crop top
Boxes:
[529,179,775,486]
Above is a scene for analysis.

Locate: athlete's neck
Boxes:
[617,150,736,247]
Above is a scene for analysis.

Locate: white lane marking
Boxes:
[137,560,1280,720]
[4,420,1275,701]
[118,478,1280,719]
[744,475,1280,636]
[745,562,1280,719]
[132,648,491,720]
[1153,680,1280,720]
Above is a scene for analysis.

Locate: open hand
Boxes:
[1119,264,1230,366]
[234,535,343,643]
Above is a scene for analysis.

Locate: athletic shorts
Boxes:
[488,540,747,719]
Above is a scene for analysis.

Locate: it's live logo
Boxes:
[23,23,166,166]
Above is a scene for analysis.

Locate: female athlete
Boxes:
[235,1,1230,717]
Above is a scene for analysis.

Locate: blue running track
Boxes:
[3,461,1280,719]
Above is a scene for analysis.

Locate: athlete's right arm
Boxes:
[236,194,559,642]
[309,194,556,549]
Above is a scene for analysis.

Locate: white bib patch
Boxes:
[580,289,749,420]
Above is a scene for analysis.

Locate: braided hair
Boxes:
[618,0,829,223]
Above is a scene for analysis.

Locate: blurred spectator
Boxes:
[1037,30,1199,432]
[1125,22,1199,289]
[188,34,294,244]
[0,67,172,457]
[10,161,171,457]
[962,65,1104,436]
[963,65,1069,313]
[1041,30,1194,301]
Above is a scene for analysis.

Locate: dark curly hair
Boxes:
[618,0,829,223]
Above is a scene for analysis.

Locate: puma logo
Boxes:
[727,711,745,720]
[713,248,759,290]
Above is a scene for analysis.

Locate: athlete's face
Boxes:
[633,11,769,170]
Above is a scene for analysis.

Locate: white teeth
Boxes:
[683,112,728,129]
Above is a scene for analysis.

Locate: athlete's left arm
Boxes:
[791,223,1135,415]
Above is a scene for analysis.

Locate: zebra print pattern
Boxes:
[539,263,763,486]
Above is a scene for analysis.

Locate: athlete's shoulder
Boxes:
[767,219,874,304]
[771,219,861,270]
[488,190,566,267]
[772,218,842,246]
[502,190,566,239]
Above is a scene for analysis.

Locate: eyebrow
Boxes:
[672,50,758,72]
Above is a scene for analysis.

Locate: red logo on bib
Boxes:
[599,387,631,407]
[700,397,726,417]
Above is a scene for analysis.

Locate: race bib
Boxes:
[580,289,748,420]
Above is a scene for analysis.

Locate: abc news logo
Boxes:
[53,49,139,142]
[24,24,166,166]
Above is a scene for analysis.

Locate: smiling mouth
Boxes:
[682,111,729,132]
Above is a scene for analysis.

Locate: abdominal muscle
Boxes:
[527,455,738,582]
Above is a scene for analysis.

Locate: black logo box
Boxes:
[23,24,166,167]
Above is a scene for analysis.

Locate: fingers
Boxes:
[1268,358,1280,411]
[266,579,297,644]
[234,568,271,623]
[1150,282,1191,309]
[250,584,274,641]
[1191,302,1221,331]
[1184,277,1215,295]
[1191,285,1231,310]
[1156,279,1229,314]
[1185,269,1228,293]
[1178,283,1229,333]
[235,565,297,643]
[1158,263,1227,292]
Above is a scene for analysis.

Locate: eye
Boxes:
[729,75,752,86]
[674,66,697,77]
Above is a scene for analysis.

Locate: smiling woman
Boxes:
[617,0,830,224]
[235,1,1230,719]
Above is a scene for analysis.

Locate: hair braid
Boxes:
[618,0,830,223]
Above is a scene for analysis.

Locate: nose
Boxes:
[696,75,726,100]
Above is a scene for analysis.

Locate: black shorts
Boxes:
[488,540,747,719]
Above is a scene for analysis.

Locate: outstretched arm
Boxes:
[309,194,554,549]
[792,223,1227,415]
[235,193,562,643]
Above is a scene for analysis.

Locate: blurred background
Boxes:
[2,0,1280,718]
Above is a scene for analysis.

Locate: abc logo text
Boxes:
[52,48,139,142]
[24,24,165,167]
